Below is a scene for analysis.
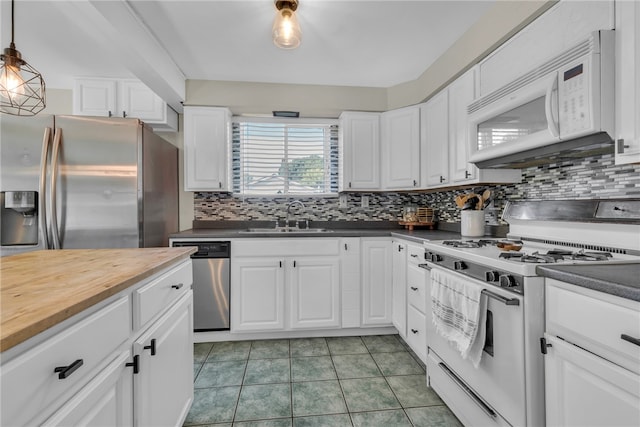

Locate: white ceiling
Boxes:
[1,0,494,92]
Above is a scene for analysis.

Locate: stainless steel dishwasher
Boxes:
[172,241,230,331]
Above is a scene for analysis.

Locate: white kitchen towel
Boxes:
[430,267,487,368]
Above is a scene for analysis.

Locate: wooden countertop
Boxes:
[0,247,197,352]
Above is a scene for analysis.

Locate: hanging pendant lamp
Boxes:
[1,0,46,116]
[273,0,301,49]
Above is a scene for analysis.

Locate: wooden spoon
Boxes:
[455,194,466,208]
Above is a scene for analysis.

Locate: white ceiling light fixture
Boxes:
[0,0,46,116]
[272,0,301,50]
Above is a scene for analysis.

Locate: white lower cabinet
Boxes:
[544,334,640,427]
[544,279,640,427]
[392,240,408,338]
[0,259,194,427]
[42,349,134,427]
[134,291,194,427]
[231,239,341,332]
[340,238,362,328]
[361,238,393,326]
[288,257,341,329]
[231,257,285,332]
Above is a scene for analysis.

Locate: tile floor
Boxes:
[185,334,463,427]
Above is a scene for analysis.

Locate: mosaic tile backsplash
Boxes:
[194,154,640,224]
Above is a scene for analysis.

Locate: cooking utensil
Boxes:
[482,190,492,209]
[462,194,479,210]
[497,241,523,251]
[455,194,466,208]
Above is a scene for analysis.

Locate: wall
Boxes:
[194,153,640,225]
[41,88,73,115]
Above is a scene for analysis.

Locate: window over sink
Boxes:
[232,118,339,196]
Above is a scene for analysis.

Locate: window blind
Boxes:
[232,119,339,195]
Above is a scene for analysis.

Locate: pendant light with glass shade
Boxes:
[273,0,301,49]
[1,0,46,116]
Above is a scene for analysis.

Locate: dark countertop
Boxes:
[170,220,507,242]
[537,263,640,302]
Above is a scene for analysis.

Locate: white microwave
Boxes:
[467,30,615,168]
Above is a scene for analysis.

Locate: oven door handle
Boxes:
[438,362,497,419]
[481,289,520,306]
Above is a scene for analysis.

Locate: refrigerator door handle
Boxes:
[49,128,62,249]
[39,127,52,249]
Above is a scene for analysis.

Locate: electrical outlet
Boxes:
[339,194,348,208]
[361,195,369,208]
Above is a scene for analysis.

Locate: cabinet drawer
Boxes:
[407,243,426,266]
[407,264,426,313]
[0,296,130,427]
[233,238,340,257]
[546,279,640,374]
[407,305,427,363]
[134,260,192,329]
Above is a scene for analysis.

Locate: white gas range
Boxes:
[422,199,640,427]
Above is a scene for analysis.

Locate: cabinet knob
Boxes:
[439,176,445,183]
[171,283,183,290]
[410,286,418,291]
[349,182,352,188]
[54,359,83,379]
[122,111,127,118]
[144,338,157,356]
[621,334,640,347]
[465,171,472,179]
[108,111,112,118]
[344,243,348,250]
[411,329,419,334]
[126,355,140,374]
[413,179,417,186]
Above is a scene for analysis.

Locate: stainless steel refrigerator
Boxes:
[0,114,178,256]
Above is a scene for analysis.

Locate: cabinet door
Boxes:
[231,257,285,332]
[73,78,117,117]
[421,91,449,187]
[391,241,407,337]
[449,69,478,184]
[615,0,640,164]
[119,80,166,122]
[381,107,420,190]
[42,350,134,427]
[340,238,361,328]
[134,291,194,427]
[183,106,231,191]
[339,112,381,190]
[544,334,640,427]
[361,239,393,326]
[288,257,341,329]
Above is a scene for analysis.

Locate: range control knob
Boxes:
[485,271,500,282]
[454,261,467,270]
[430,253,443,262]
[499,274,517,288]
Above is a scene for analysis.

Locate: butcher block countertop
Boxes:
[0,247,196,352]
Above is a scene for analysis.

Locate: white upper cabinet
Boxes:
[74,78,178,131]
[615,0,640,164]
[448,68,477,184]
[183,106,232,192]
[478,1,614,96]
[421,90,449,187]
[381,106,421,190]
[339,112,381,190]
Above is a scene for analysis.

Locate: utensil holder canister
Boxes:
[461,210,485,237]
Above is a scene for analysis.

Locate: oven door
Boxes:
[468,71,560,165]
[426,266,526,426]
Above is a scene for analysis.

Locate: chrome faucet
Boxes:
[286,200,306,229]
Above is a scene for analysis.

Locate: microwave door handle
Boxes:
[545,76,560,138]
[39,127,52,249]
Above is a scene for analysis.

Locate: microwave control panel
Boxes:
[558,59,595,137]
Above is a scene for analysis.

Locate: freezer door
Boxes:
[0,114,53,254]
[52,116,141,248]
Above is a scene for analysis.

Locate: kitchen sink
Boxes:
[239,228,333,234]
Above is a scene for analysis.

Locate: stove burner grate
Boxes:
[499,248,614,263]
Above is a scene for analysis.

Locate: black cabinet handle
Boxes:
[144,338,157,356]
[410,254,418,258]
[410,286,418,291]
[540,337,552,355]
[293,260,297,268]
[411,329,419,334]
[126,355,140,374]
[279,261,282,268]
[344,243,348,250]
[171,283,183,290]
[621,334,640,347]
[54,359,83,379]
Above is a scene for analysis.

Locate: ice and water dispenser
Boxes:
[1,191,38,246]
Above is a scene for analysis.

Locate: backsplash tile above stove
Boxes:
[194,154,640,224]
